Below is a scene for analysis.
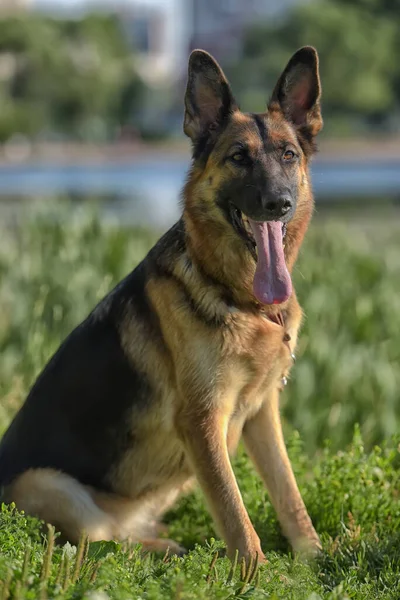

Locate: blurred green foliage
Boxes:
[0,13,146,142]
[229,0,400,135]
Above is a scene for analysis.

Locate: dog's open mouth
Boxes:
[230,205,291,306]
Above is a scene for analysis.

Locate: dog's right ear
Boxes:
[184,50,237,142]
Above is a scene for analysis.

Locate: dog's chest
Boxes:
[223,309,296,412]
[220,312,296,453]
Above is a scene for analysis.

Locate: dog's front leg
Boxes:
[177,409,265,564]
[242,388,321,556]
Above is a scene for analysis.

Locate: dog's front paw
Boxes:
[140,538,187,557]
[228,542,266,566]
[291,532,322,558]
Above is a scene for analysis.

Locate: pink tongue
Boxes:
[248,220,292,305]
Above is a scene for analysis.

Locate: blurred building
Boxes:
[116,0,190,87]
[119,0,305,83]
[0,0,32,11]
[34,0,190,86]
[32,0,305,86]
[190,0,303,63]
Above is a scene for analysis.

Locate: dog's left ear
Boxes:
[184,49,237,142]
[269,46,322,137]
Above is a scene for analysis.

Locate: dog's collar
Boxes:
[260,308,296,387]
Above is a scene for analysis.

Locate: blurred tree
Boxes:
[0,14,147,142]
[229,0,400,135]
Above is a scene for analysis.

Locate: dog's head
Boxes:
[183,48,322,306]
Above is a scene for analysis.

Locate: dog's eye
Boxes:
[283,150,296,161]
[231,152,245,163]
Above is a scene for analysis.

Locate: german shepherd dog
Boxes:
[0,47,323,563]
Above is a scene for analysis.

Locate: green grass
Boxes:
[1,205,400,598]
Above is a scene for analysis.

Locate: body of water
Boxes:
[0,158,399,227]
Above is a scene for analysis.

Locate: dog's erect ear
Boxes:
[269,46,322,137]
[184,50,237,142]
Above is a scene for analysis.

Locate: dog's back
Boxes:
[0,263,149,492]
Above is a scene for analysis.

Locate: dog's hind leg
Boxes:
[141,477,195,538]
[92,478,195,555]
[6,470,192,554]
[4,468,117,543]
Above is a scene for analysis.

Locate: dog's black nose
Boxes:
[263,196,293,218]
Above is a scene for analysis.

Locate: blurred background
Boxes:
[0,0,400,454]
[0,0,400,224]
